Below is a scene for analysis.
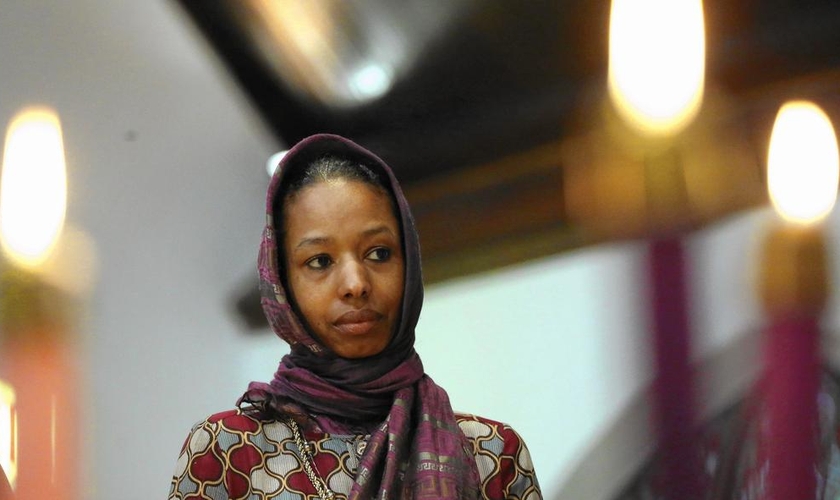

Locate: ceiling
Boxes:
[174,0,840,328]
[174,0,840,183]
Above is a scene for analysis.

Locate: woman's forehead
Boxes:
[283,180,399,240]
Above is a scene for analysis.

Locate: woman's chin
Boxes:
[333,340,390,359]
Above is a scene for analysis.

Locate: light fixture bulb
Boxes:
[608,0,706,136]
[0,107,67,268]
[767,100,839,225]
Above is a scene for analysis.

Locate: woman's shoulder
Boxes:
[179,407,297,446]
[454,412,508,426]
[454,413,542,499]
[170,408,304,499]
[201,407,267,425]
[454,413,525,441]
[454,412,534,456]
[185,407,267,431]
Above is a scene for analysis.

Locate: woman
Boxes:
[168,134,542,500]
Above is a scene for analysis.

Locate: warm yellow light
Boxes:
[0,380,16,489]
[0,107,67,268]
[767,101,839,225]
[608,0,706,136]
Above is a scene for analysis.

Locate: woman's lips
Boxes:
[334,309,382,335]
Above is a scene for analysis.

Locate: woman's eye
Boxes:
[367,247,391,262]
[305,255,332,269]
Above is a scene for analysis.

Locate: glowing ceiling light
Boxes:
[608,0,706,136]
[0,107,67,268]
[767,101,839,225]
[348,63,392,101]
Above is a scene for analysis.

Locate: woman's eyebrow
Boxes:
[294,226,396,250]
[362,226,397,238]
[295,235,330,250]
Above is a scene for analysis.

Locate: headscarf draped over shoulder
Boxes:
[240,134,480,499]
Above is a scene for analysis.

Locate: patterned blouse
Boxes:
[168,408,542,500]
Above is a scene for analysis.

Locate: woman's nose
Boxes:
[338,260,370,299]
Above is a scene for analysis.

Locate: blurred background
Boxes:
[1,0,840,498]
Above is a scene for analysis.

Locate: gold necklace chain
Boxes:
[286,417,337,500]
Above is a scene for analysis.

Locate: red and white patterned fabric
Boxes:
[168,408,541,500]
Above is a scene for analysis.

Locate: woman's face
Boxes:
[283,179,405,359]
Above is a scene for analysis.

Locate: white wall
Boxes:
[417,243,649,495]
[2,2,839,500]
[0,1,281,497]
[416,207,830,500]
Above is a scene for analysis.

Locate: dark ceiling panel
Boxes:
[173,0,604,181]
[174,0,840,183]
[190,0,840,330]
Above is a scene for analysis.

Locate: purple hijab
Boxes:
[240,134,480,499]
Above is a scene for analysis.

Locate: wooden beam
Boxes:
[404,141,575,283]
